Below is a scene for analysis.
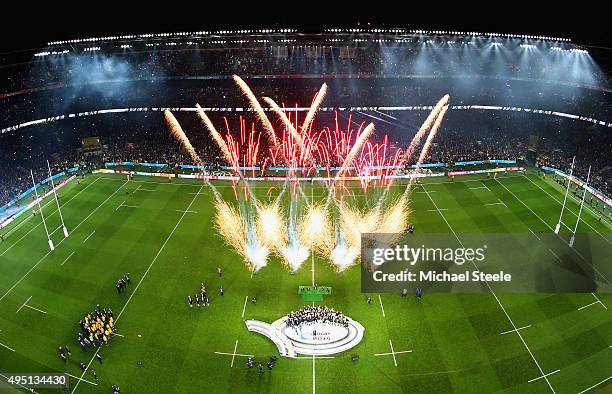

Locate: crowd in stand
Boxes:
[286,306,349,328]
[0,46,610,207]
[0,106,609,208]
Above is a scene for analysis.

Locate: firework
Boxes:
[403,94,450,163]
[195,103,235,167]
[300,83,327,133]
[256,202,287,252]
[297,203,333,254]
[262,97,303,146]
[214,199,269,272]
[233,75,277,146]
[164,110,200,164]
[415,105,449,168]
[174,76,450,274]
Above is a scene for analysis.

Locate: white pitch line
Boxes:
[122,205,138,208]
[528,228,541,241]
[0,182,128,304]
[500,325,531,335]
[241,296,248,319]
[115,200,126,211]
[378,294,385,317]
[82,230,95,244]
[469,186,489,190]
[427,208,448,212]
[295,355,335,359]
[0,341,15,352]
[0,177,101,257]
[548,249,561,262]
[591,293,608,310]
[415,190,437,193]
[61,251,76,266]
[578,301,600,311]
[230,340,239,368]
[136,188,156,192]
[389,340,398,367]
[16,296,32,314]
[214,351,254,357]
[578,376,612,394]
[69,345,100,393]
[24,304,46,314]
[374,350,413,356]
[115,184,204,322]
[420,183,556,393]
[65,373,98,386]
[528,369,560,383]
[522,174,612,238]
[175,210,198,214]
[495,178,611,287]
[484,202,505,207]
[114,333,125,337]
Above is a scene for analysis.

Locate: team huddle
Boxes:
[286,306,349,328]
[78,305,116,348]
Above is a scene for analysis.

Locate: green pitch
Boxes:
[0,170,610,393]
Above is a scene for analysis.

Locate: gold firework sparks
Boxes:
[164,110,200,164]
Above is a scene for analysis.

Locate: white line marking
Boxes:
[415,190,437,193]
[484,202,505,206]
[136,188,156,192]
[176,209,198,214]
[0,342,15,352]
[242,296,248,319]
[469,186,489,190]
[374,350,413,356]
[528,228,541,241]
[65,373,98,386]
[378,294,385,317]
[389,340,398,367]
[591,293,608,310]
[528,369,560,383]
[295,355,335,359]
[69,348,100,394]
[420,183,556,393]
[522,174,612,237]
[61,251,76,266]
[114,333,125,337]
[548,249,561,262]
[24,304,46,314]
[114,184,204,322]
[16,296,32,313]
[578,376,612,394]
[312,353,316,394]
[82,230,95,244]
[578,301,600,311]
[115,201,126,211]
[230,340,239,368]
[122,205,138,209]
[495,178,611,287]
[500,325,531,335]
[427,208,448,211]
[214,351,254,357]
[0,177,101,257]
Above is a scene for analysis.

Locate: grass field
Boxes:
[0,170,610,394]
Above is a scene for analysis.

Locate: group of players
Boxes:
[246,355,277,373]
[286,306,349,328]
[187,282,211,307]
[187,268,225,308]
[78,305,115,348]
[115,274,131,294]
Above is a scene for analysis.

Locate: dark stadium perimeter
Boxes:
[0,169,610,393]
